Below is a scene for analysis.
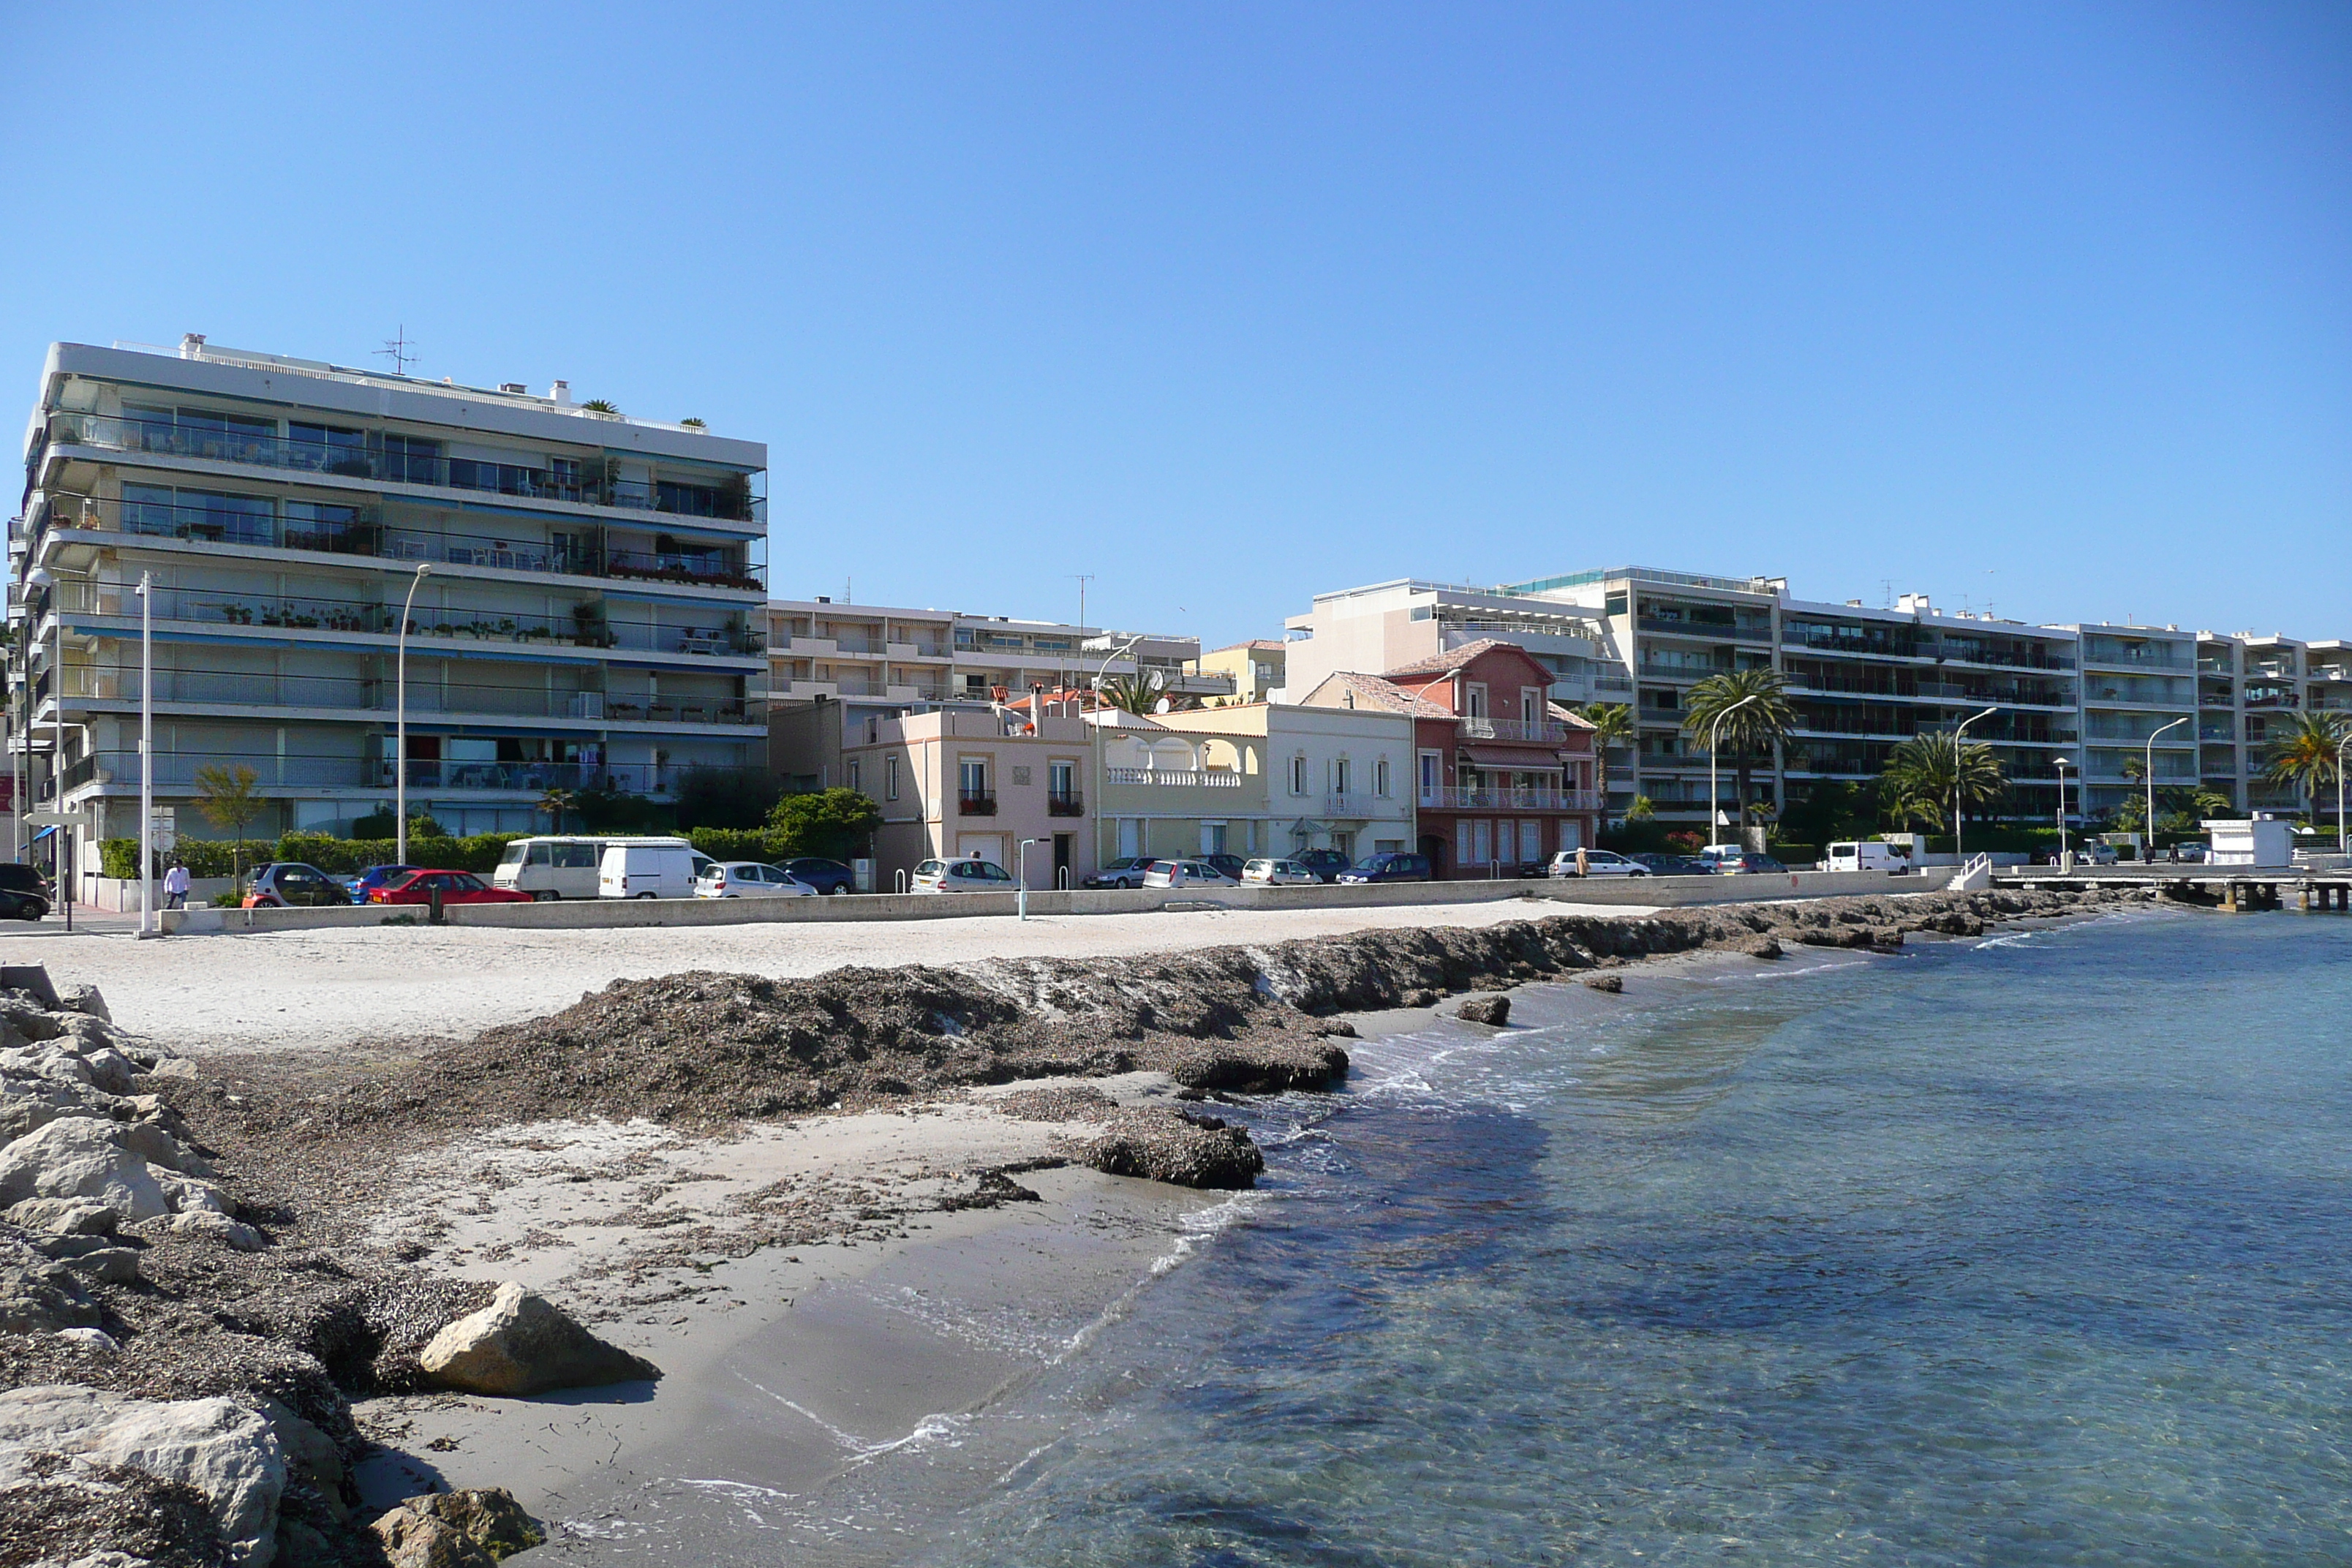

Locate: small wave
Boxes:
[734,1376,969,1462]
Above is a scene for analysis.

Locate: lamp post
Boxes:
[1088,633,1144,872]
[1706,693,1760,851]
[395,563,431,867]
[1016,835,1041,921]
[2145,715,2190,861]
[2335,728,2348,857]
[2054,755,2073,867]
[136,572,154,938]
[25,567,67,918]
[1952,706,1999,862]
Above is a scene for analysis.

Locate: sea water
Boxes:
[891,908,2352,1565]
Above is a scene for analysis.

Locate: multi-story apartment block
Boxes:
[1278,578,1610,709]
[1192,640,1287,706]
[764,596,1229,793]
[2195,632,2352,819]
[9,338,766,886]
[843,707,1096,889]
[1298,641,1600,876]
[1088,701,1416,867]
[2056,624,2198,819]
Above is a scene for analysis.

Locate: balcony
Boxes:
[61,753,757,796]
[46,413,761,522]
[36,494,765,592]
[1641,616,1772,642]
[958,790,998,815]
[1421,785,1601,811]
[50,666,756,725]
[1458,717,1568,743]
[1106,768,1245,788]
[1047,792,1085,817]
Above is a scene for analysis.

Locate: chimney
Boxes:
[179,333,206,360]
[548,380,573,407]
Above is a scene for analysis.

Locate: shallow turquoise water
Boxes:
[913,910,2352,1565]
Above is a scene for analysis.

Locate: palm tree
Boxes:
[537,787,579,834]
[1880,732,2005,833]
[2262,710,2347,824]
[1098,670,1195,717]
[1577,702,1633,816]
[1681,669,1796,837]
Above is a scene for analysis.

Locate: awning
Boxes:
[1460,745,1565,769]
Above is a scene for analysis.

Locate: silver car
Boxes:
[1142,859,1239,889]
[912,857,1017,893]
[1545,848,1651,878]
[1241,857,1319,886]
[694,862,816,898]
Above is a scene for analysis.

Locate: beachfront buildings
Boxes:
[7,337,767,889]
[1278,579,1613,711]
[2195,633,2352,821]
[2058,623,2198,821]
[841,706,1096,889]
[1298,641,1600,875]
[1088,701,1416,867]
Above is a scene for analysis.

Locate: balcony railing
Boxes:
[61,753,756,796]
[1105,768,1245,788]
[37,494,766,592]
[1047,793,1085,817]
[1458,717,1568,743]
[1642,616,1774,641]
[1420,785,1601,810]
[50,666,755,725]
[47,413,761,521]
[958,790,998,815]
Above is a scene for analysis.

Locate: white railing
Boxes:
[1458,717,1568,743]
[1105,767,1243,788]
[1420,786,1601,810]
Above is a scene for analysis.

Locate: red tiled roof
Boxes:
[1315,671,1453,718]
[1379,638,1520,678]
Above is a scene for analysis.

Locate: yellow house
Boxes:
[1192,641,1286,706]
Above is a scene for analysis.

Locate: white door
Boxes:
[1519,820,1542,864]
[957,834,1009,870]
[1558,819,1583,851]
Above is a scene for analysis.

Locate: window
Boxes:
[1522,689,1539,723]
[1466,683,1488,719]
[1290,756,1308,795]
[656,480,720,517]
[1201,823,1226,855]
[289,422,368,475]
[1471,820,1493,865]
[1456,818,1474,866]
[846,759,862,794]
[1049,760,1076,798]
[1420,750,1441,802]
[1376,758,1390,797]
[1330,758,1351,795]
[960,759,988,796]
[886,755,900,801]
[1520,821,1542,864]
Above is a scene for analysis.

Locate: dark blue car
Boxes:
[780,856,856,895]
[1337,851,1434,884]
[344,864,423,904]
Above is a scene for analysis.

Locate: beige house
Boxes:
[843,709,1095,890]
[1194,640,1286,706]
[1089,701,1416,867]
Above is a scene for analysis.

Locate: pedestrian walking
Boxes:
[163,862,190,910]
[1575,845,1590,878]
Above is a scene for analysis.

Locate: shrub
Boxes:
[687,826,788,862]
[768,788,880,860]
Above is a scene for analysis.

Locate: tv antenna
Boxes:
[1073,574,1094,633]
[376,326,418,377]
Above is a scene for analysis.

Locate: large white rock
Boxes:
[420,1281,662,1397]
[0,1119,172,1221]
[0,1384,285,1566]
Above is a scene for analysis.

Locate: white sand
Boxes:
[0,896,1654,1055]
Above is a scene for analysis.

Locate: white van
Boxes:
[497,835,698,900]
[596,839,706,899]
[1826,840,1911,874]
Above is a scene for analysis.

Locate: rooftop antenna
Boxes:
[1073,573,1093,635]
[1880,579,1893,608]
[376,326,418,377]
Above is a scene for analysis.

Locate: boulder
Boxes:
[248,1396,347,1522]
[5,1196,118,1235]
[1582,973,1624,993]
[0,1384,284,1566]
[166,1210,266,1251]
[420,1283,661,1397]
[0,965,63,1010]
[144,1057,201,1082]
[57,981,110,1021]
[54,1325,121,1354]
[371,1488,543,1567]
[0,1119,173,1222]
[72,1047,138,1097]
[1455,995,1511,1025]
[55,1245,143,1286]
[0,1254,102,1333]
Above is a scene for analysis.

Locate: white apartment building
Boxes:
[2196,632,2352,818]
[9,338,768,884]
[1278,579,1610,710]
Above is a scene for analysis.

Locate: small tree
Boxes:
[193,764,264,883]
[1577,702,1633,815]
[1098,671,1194,716]
[1681,670,1797,837]
[769,788,883,861]
[1880,733,2005,833]
[537,787,578,835]
[2262,712,2347,823]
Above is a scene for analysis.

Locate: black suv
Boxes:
[1291,848,1353,884]
[0,864,50,921]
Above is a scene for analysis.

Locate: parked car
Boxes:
[241,863,350,908]
[1292,848,1354,884]
[368,870,531,906]
[1825,840,1911,874]
[597,840,706,899]
[695,862,816,899]
[1629,852,1711,875]
[1241,857,1319,886]
[1203,853,1248,881]
[1338,851,1433,884]
[1703,851,1789,875]
[0,864,51,921]
[2168,842,2209,864]
[779,856,857,895]
[1143,859,1239,888]
[344,864,423,904]
[912,857,1017,893]
[1545,849,1650,878]
[1084,856,1156,890]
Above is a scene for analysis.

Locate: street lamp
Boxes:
[1952,706,1999,862]
[2335,728,2348,857]
[395,563,432,867]
[1087,634,1145,872]
[2054,755,2074,867]
[136,572,154,938]
[25,567,66,911]
[1706,693,1760,851]
[2145,715,2190,861]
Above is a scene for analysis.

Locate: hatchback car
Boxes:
[1083,856,1157,890]
[240,863,350,908]
[1203,853,1248,881]
[1630,852,1711,875]
[1142,859,1239,888]
[367,870,532,905]
[695,862,815,899]
[343,864,424,904]
[779,856,857,894]
[1338,852,1433,884]
[0,864,51,921]
[1546,848,1650,878]
[1291,848,1353,884]
[1702,851,1789,875]
[1241,857,1319,886]
[911,857,1017,893]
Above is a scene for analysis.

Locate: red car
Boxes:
[367,869,532,905]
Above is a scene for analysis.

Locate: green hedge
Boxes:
[687,826,794,862]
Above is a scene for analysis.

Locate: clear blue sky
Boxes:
[3,4,2345,647]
